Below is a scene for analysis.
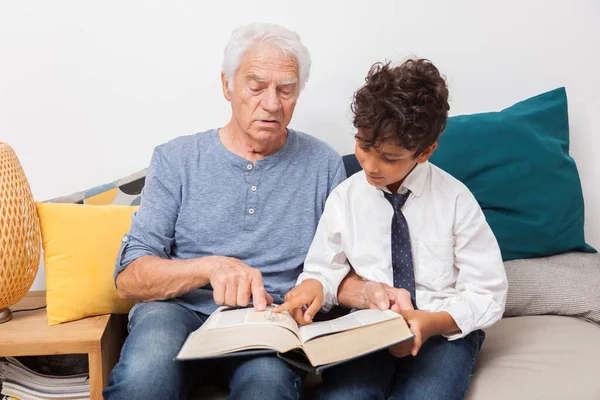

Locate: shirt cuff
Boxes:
[113,234,132,285]
[296,272,338,312]
[113,233,162,285]
[439,297,475,341]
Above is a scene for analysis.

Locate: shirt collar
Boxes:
[379,161,429,197]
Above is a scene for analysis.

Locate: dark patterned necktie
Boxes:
[384,190,417,308]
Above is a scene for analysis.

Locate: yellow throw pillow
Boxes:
[36,203,138,325]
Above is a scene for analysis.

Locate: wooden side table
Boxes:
[0,291,127,400]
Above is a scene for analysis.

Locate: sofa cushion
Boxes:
[428,87,595,260]
[467,315,600,399]
[36,202,137,325]
[503,252,600,325]
[48,168,147,206]
[192,316,600,399]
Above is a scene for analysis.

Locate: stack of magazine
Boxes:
[0,355,89,400]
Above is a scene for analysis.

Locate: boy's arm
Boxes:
[296,189,350,311]
[440,191,509,340]
[274,190,350,322]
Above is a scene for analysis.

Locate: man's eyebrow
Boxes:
[279,78,299,86]
[246,73,266,82]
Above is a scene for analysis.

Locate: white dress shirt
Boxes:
[297,161,508,340]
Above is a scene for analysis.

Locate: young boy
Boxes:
[274,58,508,399]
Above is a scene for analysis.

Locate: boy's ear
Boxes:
[417,142,438,164]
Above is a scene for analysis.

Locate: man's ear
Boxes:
[221,72,232,102]
[417,141,438,164]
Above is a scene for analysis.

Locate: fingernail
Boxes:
[379,302,388,309]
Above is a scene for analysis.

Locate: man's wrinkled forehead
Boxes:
[239,45,299,79]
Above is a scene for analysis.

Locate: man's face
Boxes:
[222,44,300,143]
[355,130,437,193]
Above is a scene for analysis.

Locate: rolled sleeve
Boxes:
[114,145,181,284]
[440,193,508,340]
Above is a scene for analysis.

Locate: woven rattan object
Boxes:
[0,142,41,323]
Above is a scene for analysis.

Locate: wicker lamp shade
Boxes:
[0,142,41,323]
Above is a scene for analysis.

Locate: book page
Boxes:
[299,309,398,343]
[300,316,413,368]
[177,323,302,360]
[204,305,299,337]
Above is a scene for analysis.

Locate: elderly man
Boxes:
[103,23,345,400]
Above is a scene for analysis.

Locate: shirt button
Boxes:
[251,186,257,192]
[248,208,255,215]
[122,236,128,242]
[246,164,253,170]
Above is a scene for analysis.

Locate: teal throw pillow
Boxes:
[430,87,596,261]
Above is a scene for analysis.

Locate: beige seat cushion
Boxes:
[193,315,600,399]
[467,315,600,400]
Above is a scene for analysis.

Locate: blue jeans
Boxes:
[103,301,304,400]
[316,330,485,400]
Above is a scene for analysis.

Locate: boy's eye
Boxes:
[382,156,401,163]
[355,138,370,150]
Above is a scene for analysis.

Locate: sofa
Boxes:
[191,154,600,399]
[190,169,600,399]
[42,158,600,400]
[38,87,599,399]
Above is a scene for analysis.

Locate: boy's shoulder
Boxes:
[428,162,479,205]
[335,169,369,194]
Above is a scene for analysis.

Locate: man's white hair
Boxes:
[222,22,311,92]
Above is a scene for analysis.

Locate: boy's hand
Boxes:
[389,310,458,357]
[272,279,324,325]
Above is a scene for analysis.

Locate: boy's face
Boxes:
[355,130,437,193]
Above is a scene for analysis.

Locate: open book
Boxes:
[176,305,414,373]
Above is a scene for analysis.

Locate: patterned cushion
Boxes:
[503,252,600,325]
[48,168,148,206]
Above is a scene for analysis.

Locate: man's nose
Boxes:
[261,87,282,114]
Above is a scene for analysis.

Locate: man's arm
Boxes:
[338,271,459,356]
[337,270,372,309]
[116,256,209,301]
[115,145,271,309]
[116,255,272,309]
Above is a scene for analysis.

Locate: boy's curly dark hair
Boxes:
[351,58,450,157]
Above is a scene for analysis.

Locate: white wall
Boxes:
[1,1,598,291]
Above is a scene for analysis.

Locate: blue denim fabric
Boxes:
[103,301,303,400]
[316,330,485,400]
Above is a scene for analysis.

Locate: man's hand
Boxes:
[202,256,273,311]
[338,270,414,311]
[363,281,414,312]
[272,279,324,325]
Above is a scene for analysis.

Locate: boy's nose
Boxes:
[361,158,379,174]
